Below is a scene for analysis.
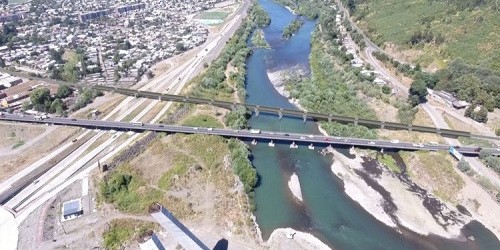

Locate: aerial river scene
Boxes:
[245,0,500,249]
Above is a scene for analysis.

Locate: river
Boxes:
[244,0,500,249]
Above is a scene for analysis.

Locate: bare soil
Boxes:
[0,126,80,182]
[0,122,46,150]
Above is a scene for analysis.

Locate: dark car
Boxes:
[475,147,483,152]
[159,125,164,127]
[324,138,330,141]
[284,133,289,136]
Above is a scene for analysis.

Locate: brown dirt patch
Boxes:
[0,126,80,181]
[0,122,46,149]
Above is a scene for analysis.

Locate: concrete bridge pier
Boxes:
[268,140,275,147]
[158,96,162,101]
[381,121,385,129]
[251,139,257,145]
[354,117,358,125]
[381,148,384,153]
[408,124,412,131]
[254,107,259,117]
[303,114,307,123]
[134,93,138,98]
[328,115,332,123]
[278,110,283,120]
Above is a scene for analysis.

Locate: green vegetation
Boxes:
[190,3,270,101]
[457,159,472,174]
[225,105,250,129]
[351,0,499,70]
[280,0,378,138]
[99,168,163,214]
[12,140,24,149]
[401,151,464,203]
[158,154,194,190]
[479,150,500,174]
[457,136,494,148]
[274,0,320,19]
[228,139,258,211]
[196,11,230,20]
[282,19,304,39]
[377,154,400,173]
[251,29,269,48]
[182,114,224,128]
[102,219,156,250]
[72,87,103,111]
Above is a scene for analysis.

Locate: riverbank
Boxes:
[265,228,330,249]
[267,66,472,240]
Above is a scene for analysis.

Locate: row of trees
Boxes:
[282,19,304,39]
[228,139,258,211]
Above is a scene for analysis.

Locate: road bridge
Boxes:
[91,85,499,141]
[1,113,498,156]
[1,69,496,141]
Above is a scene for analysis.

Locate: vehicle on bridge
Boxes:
[250,129,261,134]
[132,121,144,126]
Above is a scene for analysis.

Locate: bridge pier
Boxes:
[278,110,283,120]
[436,128,441,134]
[381,148,384,153]
[302,114,307,123]
[254,107,259,117]
[380,121,385,129]
[134,93,138,99]
[354,117,358,126]
[268,140,275,147]
[308,143,314,150]
[328,115,332,123]
[251,139,257,145]
[158,96,162,101]
[290,142,298,149]
[408,124,412,131]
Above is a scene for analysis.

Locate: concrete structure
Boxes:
[138,232,165,250]
[61,198,83,221]
[1,113,499,156]
[150,204,209,250]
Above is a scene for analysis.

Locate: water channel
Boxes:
[244,0,500,249]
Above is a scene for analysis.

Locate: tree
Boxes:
[475,106,488,123]
[347,0,356,12]
[0,57,5,68]
[30,87,52,112]
[56,85,73,99]
[457,159,471,173]
[146,71,154,79]
[409,79,428,103]
[175,42,186,52]
[49,49,63,63]
[50,98,65,115]
[113,51,120,65]
[464,104,475,118]
[382,85,391,94]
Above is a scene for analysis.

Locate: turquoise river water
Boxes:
[244,0,500,249]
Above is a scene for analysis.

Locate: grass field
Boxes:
[355,0,500,69]
[400,150,464,203]
[195,11,230,20]
[102,219,156,250]
[181,114,224,128]
[377,154,400,173]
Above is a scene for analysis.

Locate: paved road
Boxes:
[2,113,499,157]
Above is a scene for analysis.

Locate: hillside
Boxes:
[350,0,500,73]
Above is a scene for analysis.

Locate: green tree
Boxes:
[50,98,65,115]
[56,85,73,99]
[30,87,52,112]
[382,85,391,94]
[464,104,475,118]
[175,42,186,52]
[457,159,471,173]
[0,57,5,68]
[113,51,120,65]
[409,79,428,102]
[475,106,488,123]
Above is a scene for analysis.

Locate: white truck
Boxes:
[250,129,261,134]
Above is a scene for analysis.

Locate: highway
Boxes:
[1,113,499,157]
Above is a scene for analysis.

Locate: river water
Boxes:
[244,0,500,249]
